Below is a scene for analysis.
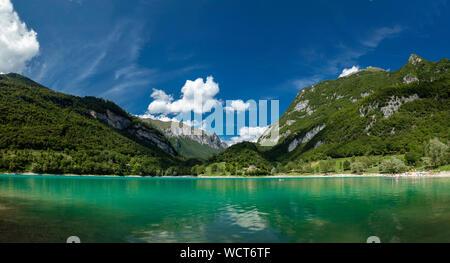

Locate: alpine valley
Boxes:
[0,55,449,176]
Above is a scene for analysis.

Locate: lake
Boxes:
[0,174,449,243]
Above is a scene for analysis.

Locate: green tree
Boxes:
[211,163,218,174]
[379,157,408,174]
[319,157,336,173]
[405,151,421,166]
[350,161,366,174]
[424,138,448,167]
[343,160,351,171]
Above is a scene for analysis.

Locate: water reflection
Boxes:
[0,175,449,242]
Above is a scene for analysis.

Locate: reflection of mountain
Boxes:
[1,176,449,242]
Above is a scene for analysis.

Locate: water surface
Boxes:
[0,175,449,242]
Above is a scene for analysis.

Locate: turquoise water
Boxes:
[0,174,449,243]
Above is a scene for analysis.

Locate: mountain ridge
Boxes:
[0,73,196,176]
[141,118,227,159]
[213,54,449,172]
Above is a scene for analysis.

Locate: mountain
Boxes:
[141,118,227,159]
[0,73,194,176]
[1,54,448,176]
[215,55,449,171]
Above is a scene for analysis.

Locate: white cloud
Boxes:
[0,0,39,73]
[338,65,360,78]
[224,100,251,112]
[227,126,268,145]
[292,75,323,90]
[138,113,177,123]
[361,25,403,48]
[138,112,206,132]
[146,76,221,115]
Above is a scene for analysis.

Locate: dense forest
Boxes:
[0,73,197,176]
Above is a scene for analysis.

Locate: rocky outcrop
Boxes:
[314,140,323,149]
[158,124,227,150]
[294,100,309,111]
[286,120,296,126]
[361,92,372,98]
[380,94,419,118]
[90,110,176,155]
[258,121,280,146]
[359,94,420,119]
[128,123,177,155]
[288,124,326,152]
[293,99,314,115]
[90,109,131,130]
[288,138,299,152]
[408,54,423,65]
[403,74,419,84]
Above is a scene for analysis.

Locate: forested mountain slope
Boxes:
[0,73,192,175]
[214,55,449,172]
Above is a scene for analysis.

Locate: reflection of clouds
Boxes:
[307,218,327,227]
[128,205,272,243]
[222,205,268,231]
[127,225,208,243]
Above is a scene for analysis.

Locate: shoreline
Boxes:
[1,171,449,179]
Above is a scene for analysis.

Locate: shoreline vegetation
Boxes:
[2,170,450,179]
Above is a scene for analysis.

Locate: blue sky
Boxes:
[3,0,450,142]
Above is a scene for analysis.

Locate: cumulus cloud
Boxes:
[339,65,360,78]
[224,100,251,112]
[0,0,39,73]
[138,113,177,123]
[147,76,221,115]
[227,126,268,145]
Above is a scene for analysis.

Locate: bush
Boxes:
[319,158,336,173]
[424,138,448,167]
[343,160,351,170]
[350,161,366,174]
[379,157,408,174]
[301,163,314,174]
[405,151,421,166]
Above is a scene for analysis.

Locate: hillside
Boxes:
[215,55,449,172]
[0,73,191,176]
[141,118,227,159]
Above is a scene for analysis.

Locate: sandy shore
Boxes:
[198,171,450,178]
[1,171,449,179]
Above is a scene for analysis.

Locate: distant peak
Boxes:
[408,54,425,65]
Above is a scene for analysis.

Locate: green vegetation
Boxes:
[0,73,194,176]
[1,54,449,177]
[424,138,449,167]
[350,161,366,174]
[206,142,272,175]
[202,138,448,176]
[379,157,409,174]
[258,55,449,163]
[205,55,449,176]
